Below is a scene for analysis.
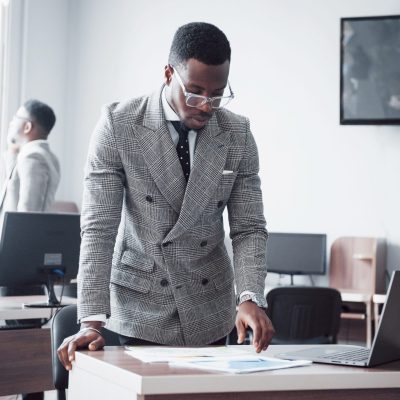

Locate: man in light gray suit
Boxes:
[58,22,274,370]
[0,99,60,230]
[0,99,59,400]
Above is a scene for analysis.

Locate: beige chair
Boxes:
[50,200,79,213]
[329,236,386,347]
[329,237,386,294]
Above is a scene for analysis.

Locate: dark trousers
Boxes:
[119,335,227,346]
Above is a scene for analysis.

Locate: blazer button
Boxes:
[200,241,207,247]
[160,278,169,287]
[145,195,153,203]
[217,200,223,208]
[162,241,172,247]
[201,278,209,286]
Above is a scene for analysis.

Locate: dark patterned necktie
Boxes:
[171,121,190,182]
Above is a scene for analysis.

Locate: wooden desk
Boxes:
[68,345,400,400]
[0,295,67,320]
[0,295,76,396]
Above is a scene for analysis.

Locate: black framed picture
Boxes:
[340,15,400,125]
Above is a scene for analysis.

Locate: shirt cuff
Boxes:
[80,314,107,325]
[239,291,268,309]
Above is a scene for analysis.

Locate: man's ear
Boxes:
[164,65,173,86]
[23,121,33,135]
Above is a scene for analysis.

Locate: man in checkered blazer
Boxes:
[58,22,274,370]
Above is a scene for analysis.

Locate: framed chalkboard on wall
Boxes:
[340,15,400,125]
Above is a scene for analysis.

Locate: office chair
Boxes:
[266,286,342,344]
[51,304,120,400]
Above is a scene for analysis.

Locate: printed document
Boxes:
[125,346,249,363]
[169,355,312,374]
[125,346,312,373]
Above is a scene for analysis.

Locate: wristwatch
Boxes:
[239,293,267,309]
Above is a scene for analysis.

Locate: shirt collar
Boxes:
[19,139,48,154]
[162,86,180,122]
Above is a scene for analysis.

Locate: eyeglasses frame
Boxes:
[171,65,234,109]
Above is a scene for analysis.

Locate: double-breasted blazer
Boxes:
[78,86,268,345]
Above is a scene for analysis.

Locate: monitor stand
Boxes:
[23,274,66,308]
[286,274,315,286]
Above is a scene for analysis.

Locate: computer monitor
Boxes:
[267,232,327,277]
[0,212,81,307]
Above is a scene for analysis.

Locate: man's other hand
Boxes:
[236,301,275,353]
[57,321,105,371]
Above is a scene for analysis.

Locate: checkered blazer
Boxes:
[78,86,268,345]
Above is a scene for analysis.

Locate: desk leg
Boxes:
[366,300,372,348]
[374,302,380,335]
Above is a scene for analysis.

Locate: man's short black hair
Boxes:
[168,22,231,67]
[23,99,56,134]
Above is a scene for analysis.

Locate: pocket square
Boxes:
[222,170,234,175]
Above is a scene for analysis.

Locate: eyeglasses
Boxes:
[172,66,234,109]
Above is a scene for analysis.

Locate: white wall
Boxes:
[1,0,71,199]
[14,0,400,278]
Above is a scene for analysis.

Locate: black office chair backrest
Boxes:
[266,286,342,344]
[51,304,120,400]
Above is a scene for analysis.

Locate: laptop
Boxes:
[275,270,400,367]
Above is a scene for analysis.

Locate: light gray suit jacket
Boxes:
[0,140,60,230]
[78,86,268,345]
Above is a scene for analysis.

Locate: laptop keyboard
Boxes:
[321,348,370,362]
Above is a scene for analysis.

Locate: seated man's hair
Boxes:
[24,99,56,134]
[168,22,231,67]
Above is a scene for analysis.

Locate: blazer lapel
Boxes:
[0,163,17,209]
[133,87,186,214]
[165,114,231,241]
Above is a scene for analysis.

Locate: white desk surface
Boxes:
[69,345,400,398]
[339,291,372,303]
[0,295,76,320]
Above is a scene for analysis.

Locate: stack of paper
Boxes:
[125,346,249,363]
[125,346,312,373]
[168,355,311,373]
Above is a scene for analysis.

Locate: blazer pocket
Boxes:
[219,170,238,187]
[110,267,151,293]
[121,250,154,272]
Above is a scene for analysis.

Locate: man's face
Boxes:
[7,106,31,146]
[165,58,230,130]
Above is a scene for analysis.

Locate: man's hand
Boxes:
[57,321,105,371]
[235,301,275,353]
[6,137,20,154]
